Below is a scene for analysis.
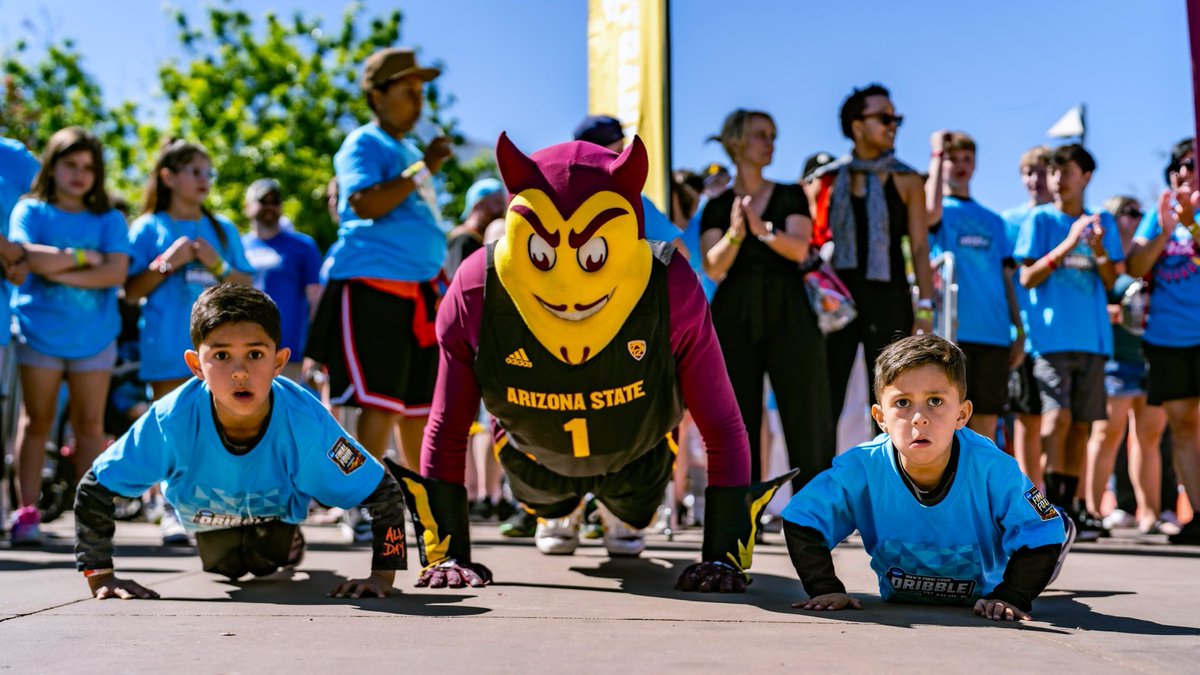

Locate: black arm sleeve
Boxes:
[783,520,846,598]
[361,471,408,571]
[74,469,119,571]
[984,543,1062,612]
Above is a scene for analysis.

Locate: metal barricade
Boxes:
[930,252,957,341]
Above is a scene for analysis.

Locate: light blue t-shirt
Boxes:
[0,138,41,347]
[682,197,717,301]
[329,123,445,282]
[92,377,383,532]
[1013,204,1125,356]
[243,229,322,361]
[782,428,1065,605]
[931,197,1012,347]
[8,200,131,358]
[127,212,253,381]
[1134,209,1200,347]
[641,195,682,245]
[1001,203,1039,352]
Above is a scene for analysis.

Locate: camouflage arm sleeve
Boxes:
[74,469,118,571]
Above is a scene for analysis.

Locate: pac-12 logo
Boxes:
[627,340,646,361]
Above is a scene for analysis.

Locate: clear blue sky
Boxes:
[1,0,1194,211]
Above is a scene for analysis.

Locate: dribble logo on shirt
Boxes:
[328,437,366,474]
[1024,486,1059,521]
[886,567,976,599]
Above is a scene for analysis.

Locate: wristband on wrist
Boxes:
[1094,255,1110,266]
[208,258,230,279]
[1044,255,1059,271]
[724,231,743,246]
[915,307,934,322]
[916,298,934,310]
[82,568,113,578]
[151,256,174,276]
[931,150,944,158]
[403,160,431,186]
[70,248,88,268]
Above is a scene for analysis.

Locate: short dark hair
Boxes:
[840,84,891,139]
[189,284,282,349]
[1165,137,1195,185]
[1050,143,1096,175]
[873,334,967,402]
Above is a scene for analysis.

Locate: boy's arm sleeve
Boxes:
[91,411,173,499]
[360,471,408,571]
[984,543,1061,613]
[8,201,33,244]
[102,211,133,255]
[781,462,859,548]
[783,521,846,597]
[1012,213,1039,262]
[335,135,385,199]
[74,469,120,571]
[296,421,385,510]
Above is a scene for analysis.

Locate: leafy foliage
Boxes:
[0,3,495,249]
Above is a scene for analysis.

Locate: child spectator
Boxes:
[1001,145,1053,488]
[782,334,1070,621]
[1014,144,1122,541]
[445,177,505,279]
[0,136,39,350]
[124,139,254,544]
[74,284,408,599]
[925,131,1025,441]
[7,128,131,545]
[241,178,322,385]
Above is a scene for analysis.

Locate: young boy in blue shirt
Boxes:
[74,284,408,600]
[1014,144,1122,540]
[783,334,1071,621]
[926,131,1025,442]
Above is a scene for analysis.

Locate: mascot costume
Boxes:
[391,133,794,593]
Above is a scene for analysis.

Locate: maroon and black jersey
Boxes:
[474,243,684,477]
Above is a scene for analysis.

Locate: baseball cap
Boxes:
[361,48,441,91]
[246,178,281,203]
[573,115,625,147]
[461,178,505,220]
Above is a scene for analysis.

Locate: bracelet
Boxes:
[71,248,88,268]
[757,232,776,244]
[931,150,944,158]
[1044,255,1059,271]
[724,231,743,246]
[1094,256,1110,266]
[82,568,114,578]
[916,299,934,310]
[403,160,431,186]
[151,256,174,276]
[915,307,934,322]
[208,258,230,279]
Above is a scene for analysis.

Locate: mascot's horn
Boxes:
[608,135,649,198]
[495,131,541,195]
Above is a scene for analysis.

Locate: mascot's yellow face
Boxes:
[493,133,652,365]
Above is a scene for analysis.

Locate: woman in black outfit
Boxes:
[807,85,935,442]
[701,109,834,490]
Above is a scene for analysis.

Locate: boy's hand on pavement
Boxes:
[973,598,1031,622]
[89,574,160,600]
[329,570,394,599]
[792,592,862,611]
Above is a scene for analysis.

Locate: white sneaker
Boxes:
[160,502,190,546]
[1161,510,1181,528]
[1102,508,1137,530]
[596,502,646,557]
[535,511,580,555]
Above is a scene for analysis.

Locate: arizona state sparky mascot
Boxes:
[391,133,793,593]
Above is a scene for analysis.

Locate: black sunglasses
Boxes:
[257,194,282,206]
[1180,158,1196,172]
[1118,207,1143,220]
[861,112,904,127]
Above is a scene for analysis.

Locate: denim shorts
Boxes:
[1104,359,1147,399]
[16,340,118,373]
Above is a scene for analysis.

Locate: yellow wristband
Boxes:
[208,259,229,279]
[915,307,934,322]
[725,232,743,246]
[72,248,88,268]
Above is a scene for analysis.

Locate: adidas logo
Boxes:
[505,348,533,368]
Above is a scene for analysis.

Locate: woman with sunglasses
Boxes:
[807,84,935,443]
[1083,196,1172,535]
[1127,138,1200,545]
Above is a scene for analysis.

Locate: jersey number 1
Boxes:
[563,418,591,458]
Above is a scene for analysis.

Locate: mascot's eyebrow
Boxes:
[568,207,627,249]
[510,204,560,247]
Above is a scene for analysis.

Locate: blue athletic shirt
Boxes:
[1001,203,1037,352]
[1134,209,1200,347]
[1013,204,1124,356]
[931,197,1012,347]
[0,138,41,347]
[682,198,717,301]
[782,428,1065,605]
[242,229,322,361]
[329,123,445,282]
[641,195,683,245]
[127,212,253,381]
[8,200,131,358]
[91,377,383,532]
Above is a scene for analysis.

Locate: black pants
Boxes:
[196,522,297,580]
[499,440,675,529]
[711,274,834,490]
[826,283,913,444]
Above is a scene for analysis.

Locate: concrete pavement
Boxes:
[2,514,1199,673]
